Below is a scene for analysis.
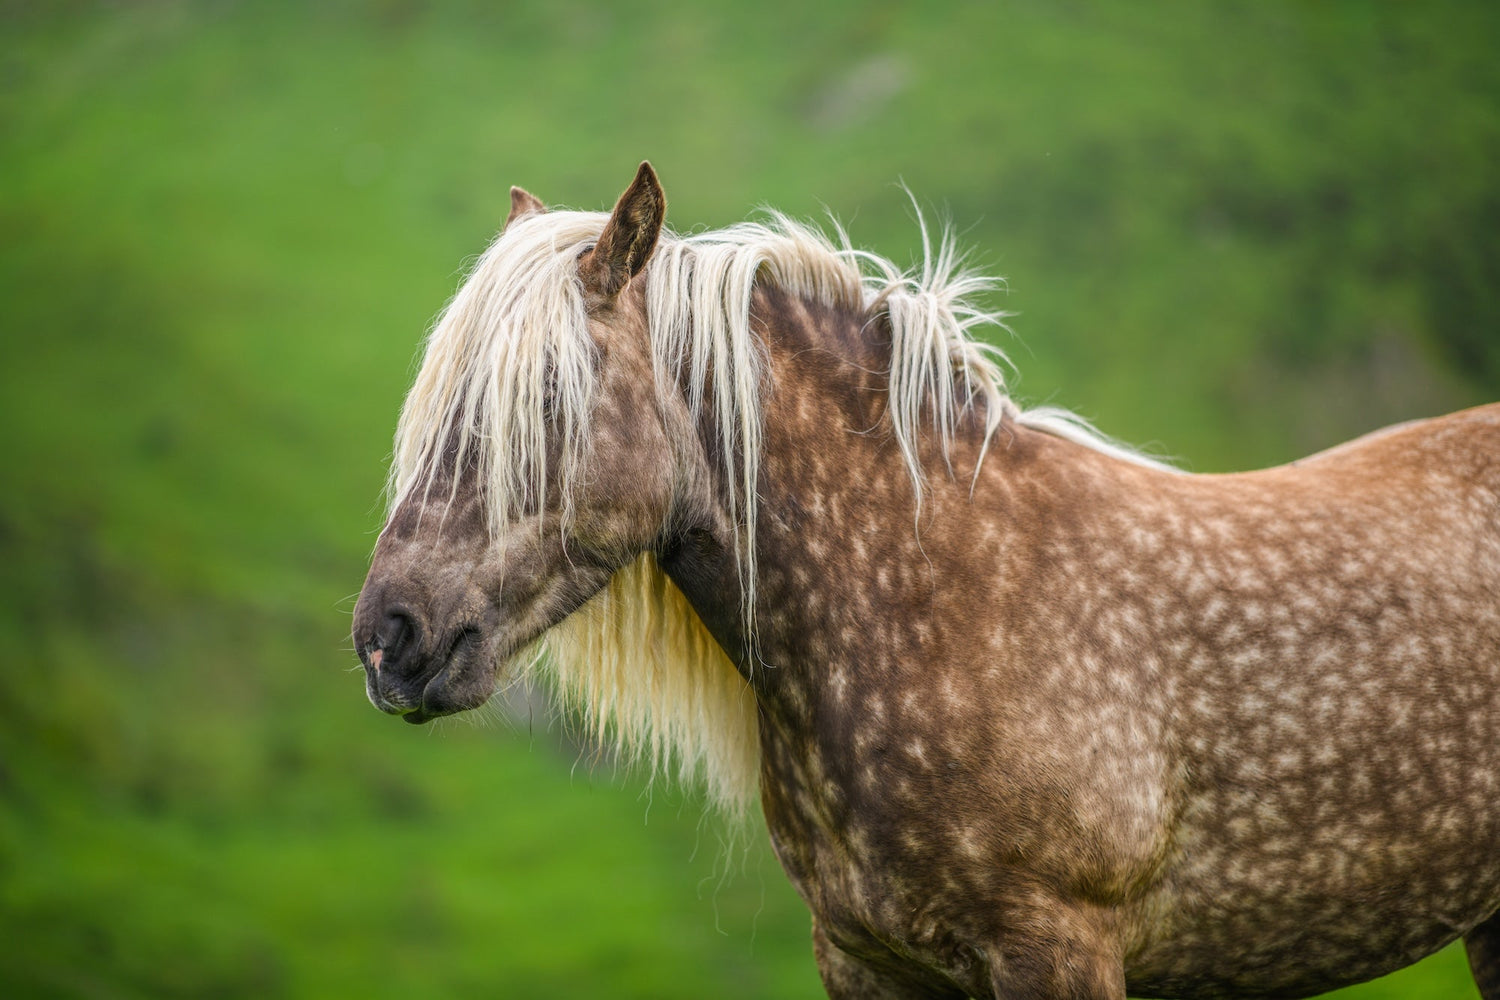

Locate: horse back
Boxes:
[1293,400,1500,487]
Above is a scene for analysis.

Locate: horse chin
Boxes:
[402,629,500,725]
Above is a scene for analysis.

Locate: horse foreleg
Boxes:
[811,921,965,999]
[989,958,1125,1000]
[986,909,1127,1000]
[1467,910,1500,1000]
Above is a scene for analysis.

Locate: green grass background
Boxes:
[2,2,1497,997]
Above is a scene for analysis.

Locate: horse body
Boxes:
[354,164,1500,998]
[683,281,1500,997]
[1123,420,1500,998]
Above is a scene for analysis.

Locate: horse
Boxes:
[352,162,1500,999]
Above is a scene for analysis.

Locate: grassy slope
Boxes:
[1,2,1496,996]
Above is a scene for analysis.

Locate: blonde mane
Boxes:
[389,205,1168,819]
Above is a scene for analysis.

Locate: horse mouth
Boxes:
[373,625,495,725]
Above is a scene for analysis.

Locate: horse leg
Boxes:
[988,950,1126,1000]
[811,921,965,999]
[987,908,1127,1000]
[1467,910,1500,1000]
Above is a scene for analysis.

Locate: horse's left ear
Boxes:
[505,186,546,229]
[580,161,665,299]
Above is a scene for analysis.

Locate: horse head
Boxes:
[352,163,715,725]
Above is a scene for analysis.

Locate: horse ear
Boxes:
[579,161,665,299]
[506,186,546,229]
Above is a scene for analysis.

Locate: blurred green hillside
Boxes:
[2,2,1496,997]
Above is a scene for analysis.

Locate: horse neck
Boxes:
[659,282,996,713]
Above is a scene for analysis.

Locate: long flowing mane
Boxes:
[388,205,1168,818]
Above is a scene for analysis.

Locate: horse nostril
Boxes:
[375,610,415,668]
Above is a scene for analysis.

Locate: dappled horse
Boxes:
[353,163,1500,998]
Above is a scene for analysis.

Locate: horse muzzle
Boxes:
[354,590,497,724]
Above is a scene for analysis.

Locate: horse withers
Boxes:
[353,162,1500,998]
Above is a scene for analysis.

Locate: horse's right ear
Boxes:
[505,186,546,229]
[579,162,665,300]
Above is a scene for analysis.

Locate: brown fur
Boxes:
[355,165,1500,998]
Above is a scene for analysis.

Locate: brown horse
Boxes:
[353,162,1500,999]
